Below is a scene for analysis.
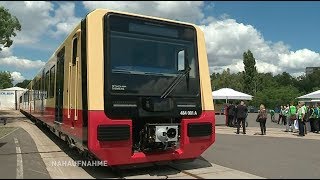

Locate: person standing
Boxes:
[235,101,248,134]
[314,104,319,133]
[270,109,275,122]
[302,103,308,135]
[278,106,283,124]
[297,102,306,136]
[227,102,236,127]
[257,104,267,135]
[283,105,288,125]
[309,105,316,132]
[286,102,297,132]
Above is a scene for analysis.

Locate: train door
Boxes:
[55,47,65,123]
[68,33,80,127]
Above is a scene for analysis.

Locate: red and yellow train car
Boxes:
[20,9,215,167]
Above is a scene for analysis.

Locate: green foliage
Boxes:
[243,50,258,96]
[15,79,31,88]
[211,68,244,91]
[0,71,13,89]
[0,6,21,51]
[251,86,301,109]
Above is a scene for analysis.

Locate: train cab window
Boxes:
[49,66,55,98]
[19,96,22,103]
[72,38,78,66]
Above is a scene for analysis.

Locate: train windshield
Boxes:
[106,14,200,97]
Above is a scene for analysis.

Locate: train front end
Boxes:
[86,10,215,167]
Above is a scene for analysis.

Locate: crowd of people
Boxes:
[225,101,320,137]
[273,102,319,136]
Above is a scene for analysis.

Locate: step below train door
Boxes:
[55,47,65,123]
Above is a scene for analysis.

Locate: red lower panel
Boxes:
[87,110,215,166]
[23,107,84,142]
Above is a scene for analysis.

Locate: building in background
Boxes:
[0,87,27,110]
[306,67,320,76]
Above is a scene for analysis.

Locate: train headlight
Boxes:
[155,126,178,143]
[156,127,168,143]
[167,128,177,139]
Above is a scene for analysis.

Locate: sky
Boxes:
[1,1,320,84]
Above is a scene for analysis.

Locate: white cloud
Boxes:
[11,71,25,84]
[199,18,320,76]
[82,1,205,23]
[0,1,81,81]
[278,49,320,72]
[0,1,81,45]
[0,56,45,70]
[49,2,81,38]
[0,1,54,44]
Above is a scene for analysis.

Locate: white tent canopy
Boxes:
[212,88,253,102]
[2,87,27,91]
[297,90,320,100]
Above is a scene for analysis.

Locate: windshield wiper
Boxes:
[160,66,191,99]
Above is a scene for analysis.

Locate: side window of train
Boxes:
[35,80,40,100]
[45,71,50,99]
[31,82,34,101]
[49,66,55,98]
[34,80,37,100]
[72,37,78,66]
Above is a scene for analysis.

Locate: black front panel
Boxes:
[103,12,201,119]
[97,125,130,141]
[187,123,212,137]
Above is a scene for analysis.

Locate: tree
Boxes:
[243,50,257,96]
[0,71,13,89]
[274,72,295,87]
[15,79,31,88]
[252,86,301,109]
[0,6,21,51]
[211,69,244,91]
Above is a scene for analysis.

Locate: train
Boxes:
[19,9,215,167]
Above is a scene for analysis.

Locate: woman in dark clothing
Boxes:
[257,104,267,135]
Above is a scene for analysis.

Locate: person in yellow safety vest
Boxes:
[286,102,297,132]
[297,102,306,136]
